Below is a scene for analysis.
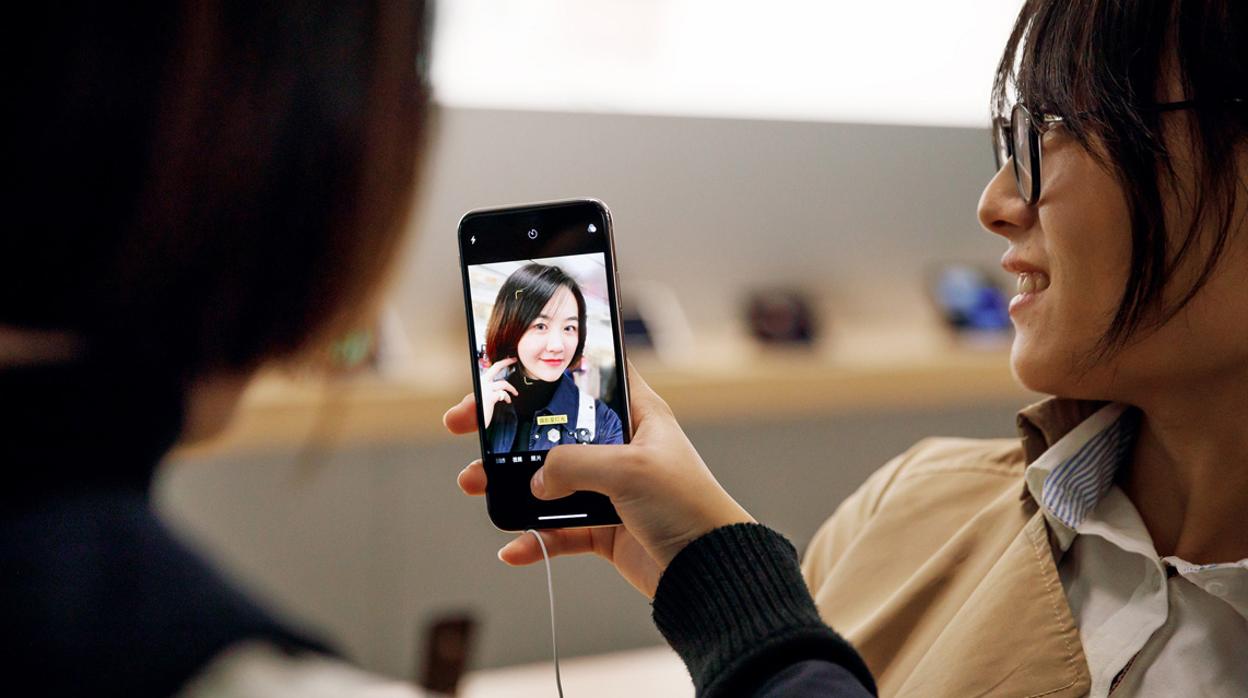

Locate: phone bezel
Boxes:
[457,199,630,531]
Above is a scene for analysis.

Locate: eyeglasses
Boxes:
[992,98,1246,205]
[992,104,1062,205]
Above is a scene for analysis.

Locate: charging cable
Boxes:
[525,529,564,698]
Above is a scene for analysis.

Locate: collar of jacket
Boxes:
[1014,396,1108,501]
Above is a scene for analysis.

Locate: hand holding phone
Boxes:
[445,365,755,598]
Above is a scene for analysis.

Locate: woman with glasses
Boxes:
[451,1,1248,695]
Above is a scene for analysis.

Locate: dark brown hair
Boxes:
[3,2,430,383]
[993,0,1248,354]
[485,264,587,370]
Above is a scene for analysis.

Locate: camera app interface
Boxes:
[461,204,628,470]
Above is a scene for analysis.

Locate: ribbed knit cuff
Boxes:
[652,523,876,697]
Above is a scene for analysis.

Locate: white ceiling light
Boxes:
[431,0,1025,127]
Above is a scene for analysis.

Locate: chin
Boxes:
[524,364,564,383]
[1010,338,1104,400]
[1008,331,1071,395]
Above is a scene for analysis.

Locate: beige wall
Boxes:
[392,107,1003,368]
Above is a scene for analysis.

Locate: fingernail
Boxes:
[497,546,507,562]
[530,469,545,497]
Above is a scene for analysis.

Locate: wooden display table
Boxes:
[184,343,1032,457]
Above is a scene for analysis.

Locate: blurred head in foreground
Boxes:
[3,2,431,441]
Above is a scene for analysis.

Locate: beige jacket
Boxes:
[802,398,1105,698]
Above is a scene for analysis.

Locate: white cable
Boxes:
[525,528,564,698]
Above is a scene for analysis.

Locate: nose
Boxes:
[977,161,1034,241]
[546,334,563,353]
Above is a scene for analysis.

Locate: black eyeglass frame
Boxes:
[992,98,1246,205]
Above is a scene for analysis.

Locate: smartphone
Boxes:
[457,199,631,530]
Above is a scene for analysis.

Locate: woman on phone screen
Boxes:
[479,263,624,453]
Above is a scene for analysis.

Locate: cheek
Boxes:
[1046,153,1132,323]
[1047,236,1126,338]
[516,332,542,359]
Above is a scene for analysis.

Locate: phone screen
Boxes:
[457,199,630,530]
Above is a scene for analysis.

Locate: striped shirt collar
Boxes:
[1015,396,1108,466]
[1022,402,1141,548]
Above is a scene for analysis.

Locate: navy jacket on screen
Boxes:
[486,372,624,453]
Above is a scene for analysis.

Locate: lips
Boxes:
[1001,252,1051,315]
[540,358,565,366]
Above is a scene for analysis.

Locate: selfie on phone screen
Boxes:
[471,256,625,453]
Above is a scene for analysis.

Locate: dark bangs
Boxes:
[993,0,1248,353]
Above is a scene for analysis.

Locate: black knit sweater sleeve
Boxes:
[651,523,878,697]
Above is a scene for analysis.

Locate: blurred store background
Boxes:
[157,1,1032,694]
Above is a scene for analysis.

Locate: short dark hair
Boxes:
[993,0,1248,354]
[485,264,587,370]
[3,2,431,383]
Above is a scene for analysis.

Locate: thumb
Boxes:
[532,444,630,500]
[442,393,479,435]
